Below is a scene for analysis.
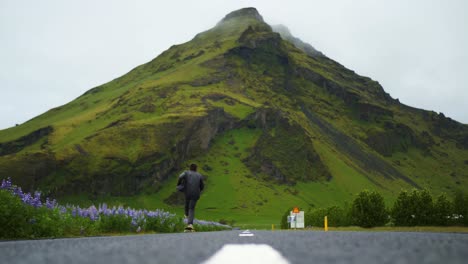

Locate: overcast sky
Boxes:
[1,0,467,130]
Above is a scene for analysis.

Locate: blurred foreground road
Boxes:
[1,230,468,264]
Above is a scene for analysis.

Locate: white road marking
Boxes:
[239,230,254,237]
[202,244,290,264]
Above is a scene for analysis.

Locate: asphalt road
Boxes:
[1,230,468,264]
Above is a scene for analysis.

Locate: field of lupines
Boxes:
[0,178,230,239]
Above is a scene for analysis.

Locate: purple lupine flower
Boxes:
[1,178,12,189]
[45,198,57,209]
[89,205,98,218]
[22,193,32,205]
[13,186,23,197]
[89,214,97,221]
[31,191,42,208]
[2,178,231,230]
[79,208,87,218]
[127,209,134,218]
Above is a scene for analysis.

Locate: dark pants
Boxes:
[185,199,198,225]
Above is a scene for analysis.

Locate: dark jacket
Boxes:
[177,170,204,200]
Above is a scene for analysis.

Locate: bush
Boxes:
[62,213,98,236]
[326,205,352,227]
[433,193,452,226]
[29,207,64,238]
[305,205,351,227]
[350,190,387,227]
[414,189,434,225]
[391,189,434,226]
[391,190,413,226]
[305,207,327,227]
[98,214,133,233]
[280,208,291,229]
[0,189,33,238]
[452,191,468,226]
[145,215,184,233]
[0,190,65,239]
[1,177,229,238]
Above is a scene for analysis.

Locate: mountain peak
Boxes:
[219,7,264,24]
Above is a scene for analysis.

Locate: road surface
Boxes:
[1,230,467,264]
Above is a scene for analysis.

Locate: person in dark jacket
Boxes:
[177,163,204,230]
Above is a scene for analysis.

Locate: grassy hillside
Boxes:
[1,7,467,226]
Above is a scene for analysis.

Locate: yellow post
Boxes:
[272,224,275,231]
[324,216,328,232]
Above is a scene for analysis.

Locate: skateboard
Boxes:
[184,227,195,233]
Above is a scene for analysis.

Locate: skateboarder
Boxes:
[177,163,204,231]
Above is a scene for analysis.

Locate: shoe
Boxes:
[186,224,193,229]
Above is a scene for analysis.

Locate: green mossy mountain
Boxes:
[1,7,467,223]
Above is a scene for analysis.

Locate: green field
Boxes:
[57,128,422,228]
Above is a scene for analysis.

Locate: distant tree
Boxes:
[391,190,415,226]
[326,205,352,227]
[392,189,434,226]
[452,191,468,226]
[413,189,434,226]
[280,208,291,229]
[305,205,351,227]
[305,207,327,227]
[433,193,452,226]
[350,190,387,227]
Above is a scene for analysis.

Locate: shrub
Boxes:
[452,191,468,226]
[350,190,387,227]
[280,208,291,229]
[326,205,352,226]
[0,189,33,239]
[29,207,64,238]
[98,214,133,233]
[61,213,98,236]
[433,193,452,226]
[305,207,327,227]
[146,215,184,233]
[0,190,65,239]
[391,190,414,226]
[305,205,351,227]
[414,189,434,226]
[391,189,434,226]
[1,177,229,238]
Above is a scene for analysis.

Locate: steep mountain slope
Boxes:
[1,8,467,223]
